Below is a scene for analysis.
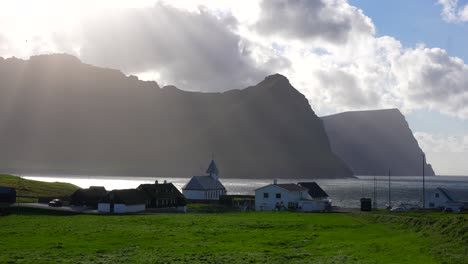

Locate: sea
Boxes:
[22,174,468,209]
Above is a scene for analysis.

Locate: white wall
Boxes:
[255,185,297,211]
[183,189,226,200]
[183,190,205,200]
[425,189,450,208]
[97,203,146,214]
[299,200,326,212]
[98,203,110,213]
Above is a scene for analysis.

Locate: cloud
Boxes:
[414,131,468,175]
[415,132,468,153]
[1,0,468,118]
[253,0,374,43]
[78,3,289,92]
[438,0,468,23]
[392,47,468,118]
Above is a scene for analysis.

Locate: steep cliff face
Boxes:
[322,109,435,176]
[0,54,353,178]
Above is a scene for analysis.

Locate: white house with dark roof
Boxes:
[255,180,329,212]
[425,187,465,212]
[182,160,227,200]
[98,189,146,214]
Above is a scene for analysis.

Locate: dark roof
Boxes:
[0,187,16,194]
[100,189,146,205]
[89,186,106,192]
[72,186,107,199]
[437,187,455,202]
[183,176,226,190]
[275,184,308,192]
[206,160,220,176]
[298,182,329,198]
[137,183,184,199]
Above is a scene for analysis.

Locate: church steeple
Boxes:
[206,159,219,178]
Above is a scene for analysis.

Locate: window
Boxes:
[429,202,435,208]
[435,193,439,198]
[263,193,269,198]
[276,193,281,199]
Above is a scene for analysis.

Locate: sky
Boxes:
[0,0,467,175]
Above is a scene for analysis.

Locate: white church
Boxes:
[182,160,227,200]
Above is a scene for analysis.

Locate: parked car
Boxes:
[390,206,406,212]
[48,199,63,207]
[443,207,454,213]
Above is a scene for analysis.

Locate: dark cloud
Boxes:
[254,0,374,43]
[79,3,288,92]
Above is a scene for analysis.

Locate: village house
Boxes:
[0,186,16,208]
[98,189,146,214]
[70,186,107,208]
[298,182,332,210]
[137,180,185,208]
[425,187,465,212]
[255,180,329,212]
[183,160,227,201]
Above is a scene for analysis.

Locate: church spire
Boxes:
[206,159,219,178]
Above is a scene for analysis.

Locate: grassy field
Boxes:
[0,210,466,263]
[0,174,79,202]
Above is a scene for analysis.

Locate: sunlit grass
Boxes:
[1,211,466,263]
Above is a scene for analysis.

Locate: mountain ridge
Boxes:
[0,54,353,179]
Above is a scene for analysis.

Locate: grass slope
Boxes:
[0,174,79,201]
[1,212,466,263]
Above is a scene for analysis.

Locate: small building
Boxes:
[98,189,146,214]
[0,187,16,207]
[298,182,332,210]
[70,186,107,208]
[425,187,465,212]
[255,180,328,212]
[137,181,185,208]
[183,160,227,201]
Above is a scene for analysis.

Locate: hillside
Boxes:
[322,109,435,176]
[0,54,353,179]
[0,174,79,199]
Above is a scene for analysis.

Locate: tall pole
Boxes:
[388,168,391,209]
[422,154,425,209]
[373,175,377,209]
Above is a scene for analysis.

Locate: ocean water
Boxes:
[22,175,468,208]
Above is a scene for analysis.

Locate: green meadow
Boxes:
[0,210,466,263]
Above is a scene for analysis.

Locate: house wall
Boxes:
[183,189,226,200]
[425,189,450,208]
[97,203,110,213]
[255,185,299,211]
[117,204,146,213]
[97,203,146,214]
[299,200,326,212]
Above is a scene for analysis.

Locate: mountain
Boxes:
[0,54,353,179]
[322,109,435,176]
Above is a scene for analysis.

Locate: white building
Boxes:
[425,187,464,212]
[98,189,146,214]
[182,160,227,200]
[255,180,330,212]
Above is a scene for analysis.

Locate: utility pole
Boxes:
[388,169,391,209]
[373,175,377,209]
[422,154,426,209]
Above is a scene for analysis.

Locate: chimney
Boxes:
[273,179,277,185]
